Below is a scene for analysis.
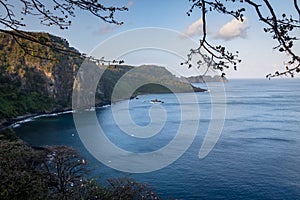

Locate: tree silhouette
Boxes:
[0,130,163,199]
[1,0,299,77]
[0,139,49,199]
[42,145,90,199]
[0,0,128,60]
[184,0,300,78]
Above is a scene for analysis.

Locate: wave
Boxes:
[244,137,295,143]
[226,117,300,124]
[11,117,34,128]
[11,102,116,128]
[234,127,294,134]
[11,110,74,128]
[99,104,111,108]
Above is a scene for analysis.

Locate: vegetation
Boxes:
[0,128,162,200]
[0,31,82,125]
[97,65,205,103]
[2,1,297,199]
[1,1,299,77]
[0,31,205,125]
[185,75,228,83]
[0,0,127,59]
[0,75,56,120]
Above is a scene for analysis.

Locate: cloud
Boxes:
[216,18,249,40]
[184,18,203,37]
[126,1,134,8]
[94,24,117,35]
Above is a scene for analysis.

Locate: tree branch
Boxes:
[294,0,300,18]
[187,0,300,78]
[0,0,128,60]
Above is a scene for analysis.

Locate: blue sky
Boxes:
[5,0,300,78]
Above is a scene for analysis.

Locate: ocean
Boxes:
[14,79,300,199]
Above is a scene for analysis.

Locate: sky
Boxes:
[4,0,300,78]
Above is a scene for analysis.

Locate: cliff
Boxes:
[0,31,205,128]
[0,31,84,126]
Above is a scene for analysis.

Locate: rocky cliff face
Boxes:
[0,32,82,107]
[0,31,205,127]
[0,32,84,125]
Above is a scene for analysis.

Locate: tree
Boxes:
[0,133,163,199]
[0,0,128,60]
[1,1,299,77]
[104,177,161,200]
[0,128,164,199]
[184,0,300,78]
[42,145,90,199]
[0,139,48,200]
[42,146,162,199]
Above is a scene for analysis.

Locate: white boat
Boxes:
[151,99,164,103]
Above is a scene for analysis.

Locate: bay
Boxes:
[14,79,300,199]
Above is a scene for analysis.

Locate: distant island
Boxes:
[0,31,206,128]
[184,75,228,83]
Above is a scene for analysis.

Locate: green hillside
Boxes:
[0,31,205,127]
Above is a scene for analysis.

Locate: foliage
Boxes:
[0,31,82,121]
[0,0,128,58]
[74,63,205,110]
[0,127,18,141]
[0,90,55,119]
[1,0,299,77]
[0,130,164,200]
[185,0,300,78]
[0,138,48,199]
[186,74,228,83]
[1,31,204,123]
[0,73,56,119]
[98,65,205,102]
[104,177,161,200]
[43,146,90,199]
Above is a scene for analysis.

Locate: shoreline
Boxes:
[0,108,72,131]
[0,88,207,130]
[0,103,111,130]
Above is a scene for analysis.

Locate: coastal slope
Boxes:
[0,31,205,127]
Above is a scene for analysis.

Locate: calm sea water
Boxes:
[14,79,300,199]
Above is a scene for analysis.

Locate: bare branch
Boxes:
[294,0,300,19]
[186,0,300,78]
[0,0,128,60]
[245,0,300,78]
